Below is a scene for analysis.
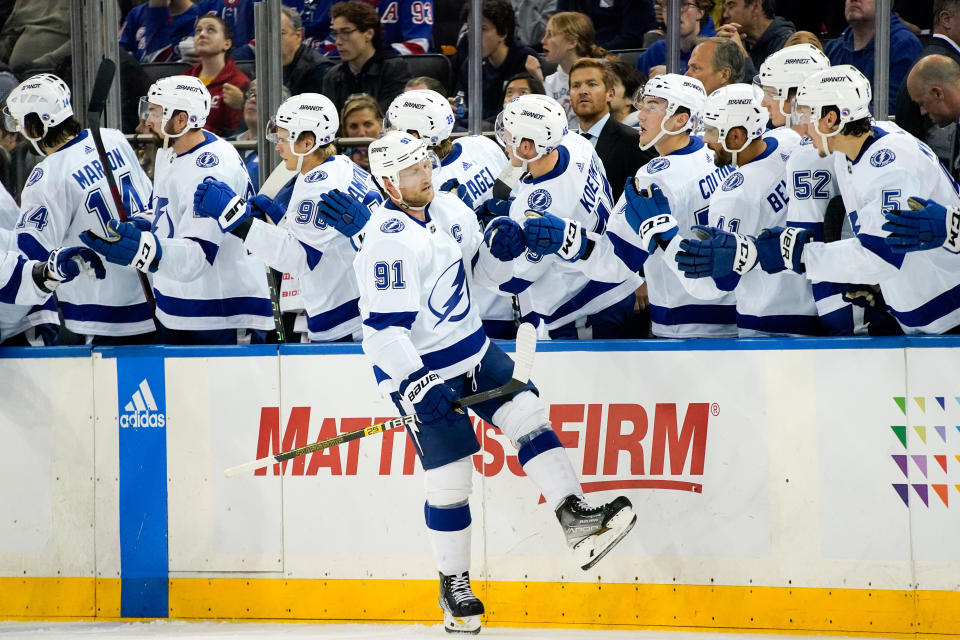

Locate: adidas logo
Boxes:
[121,378,165,428]
[84,145,94,153]
[576,162,585,172]
[461,161,472,170]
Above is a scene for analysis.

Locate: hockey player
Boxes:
[3,73,155,345]
[752,66,960,334]
[80,76,274,345]
[191,92,382,342]
[669,84,822,337]
[495,94,642,339]
[321,130,636,634]
[522,74,739,338]
[383,88,519,338]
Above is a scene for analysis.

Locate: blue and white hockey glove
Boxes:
[675,225,757,279]
[523,212,590,261]
[479,196,513,226]
[193,177,249,232]
[127,216,154,232]
[316,189,371,238]
[37,246,106,292]
[399,366,461,424]
[247,194,286,225]
[439,178,476,211]
[484,216,525,261]
[80,219,162,273]
[882,197,960,253]
[754,226,812,274]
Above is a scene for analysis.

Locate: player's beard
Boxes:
[713,147,733,168]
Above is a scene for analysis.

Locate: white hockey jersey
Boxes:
[0,247,53,338]
[15,129,154,336]
[803,125,960,334]
[506,132,642,332]
[663,135,821,336]
[576,136,738,338]
[243,155,382,341]
[355,192,513,394]
[151,131,273,332]
[0,182,18,230]
[765,126,802,161]
[433,135,514,330]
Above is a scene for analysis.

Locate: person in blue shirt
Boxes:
[824,0,922,113]
[637,0,716,78]
[120,0,202,63]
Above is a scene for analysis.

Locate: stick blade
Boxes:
[512,322,537,382]
[223,456,274,478]
[89,59,117,116]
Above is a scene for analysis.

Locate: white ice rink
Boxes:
[0,622,917,640]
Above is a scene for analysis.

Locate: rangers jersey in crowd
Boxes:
[355,192,513,394]
[120,1,203,63]
[151,131,274,332]
[15,128,154,337]
[319,0,433,55]
[244,155,382,342]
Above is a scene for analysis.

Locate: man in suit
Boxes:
[569,58,654,201]
[907,54,960,182]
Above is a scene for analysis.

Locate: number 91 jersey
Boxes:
[15,128,155,337]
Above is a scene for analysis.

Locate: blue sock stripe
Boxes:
[424,502,472,532]
[517,429,563,467]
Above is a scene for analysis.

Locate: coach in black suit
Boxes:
[570,58,655,202]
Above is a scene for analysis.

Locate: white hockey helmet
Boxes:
[633,73,706,150]
[140,75,211,139]
[267,92,339,157]
[755,44,830,117]
[2,73,74,154]
[368,130,434,193]
[495,93,568,162]
[383,89,455,146]
[702,83,769,167]
[794,64,872,134]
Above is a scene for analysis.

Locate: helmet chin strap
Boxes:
[722,134,751,168]
[639,111,685,151]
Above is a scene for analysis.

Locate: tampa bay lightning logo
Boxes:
[304,170,328,183]
[870,148,896,168]
[722,172,744,192]
[427,260,471,328]
[527,189,552,211]
[647,158,670,173]
[380,218,404,233]
[196,152,219,168]
[25,167,43,187]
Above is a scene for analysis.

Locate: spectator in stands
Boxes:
[194,0,303,61]
[453,0,541,121]
[321,1,411,112]
[281,6,333,96]
[340,93,384,171]
[227,80,292,188]
[896,0,960,155]
[501,72,546,105]
[825,0,923,113]
[405,75,448,96]
[685,37,745,94]
[540,12,607,127]
[907,54,960,180]
[570,58,655,200]
[0,0,70,75]
[510,0,556,48]
[317,0,435,56]
[185,15,250,137]
[639,0,716,78]
[605,58,644,125]
[120,0,202,63]
[783,30,825,50]
[717,0,796,70]
[555,0,657,50]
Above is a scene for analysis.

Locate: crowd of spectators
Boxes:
[3,0,960,345]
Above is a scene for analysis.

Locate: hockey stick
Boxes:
[223,322,537,477]
[256,162,297,343]
[87,58,157,316]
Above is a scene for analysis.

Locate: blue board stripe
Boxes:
[117,355,169,618]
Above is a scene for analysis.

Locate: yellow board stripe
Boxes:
[1,577,959,638]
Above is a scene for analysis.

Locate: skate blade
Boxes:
[443,612,482,634]
[575,507,637,570]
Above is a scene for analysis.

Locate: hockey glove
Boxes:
[523,212,589,261]
[675,225,757,279]
[193,177,249,232]
[399,366,461,424]
[439,178,476,211]
[316,189,371,238]
[35,246,107,292]
[80,219,162,273]
[127,216,154,232]
[484,216,525,261]
[479,197,513,226]
[754,226,812,274]
[247,194,286,225]
[623,180,674,231]
[882,197,960,253]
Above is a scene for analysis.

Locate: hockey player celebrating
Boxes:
[383,88,519,338]
[3,73,155,344]
[81,76,275,345]
[753,66,960,334]
[321,130,636,634]
[191,92,382,343]
[669,84,822,336]
[496,94,642,339]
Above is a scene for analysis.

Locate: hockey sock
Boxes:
[517,429,582,511]
[424,501,472,576]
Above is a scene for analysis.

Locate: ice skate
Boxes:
[556,494,637,570]
[438,571,484,634]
